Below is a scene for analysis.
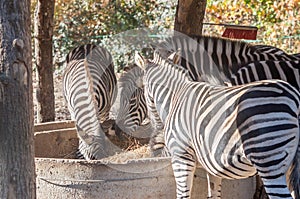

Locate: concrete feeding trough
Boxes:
[34,121,256,199]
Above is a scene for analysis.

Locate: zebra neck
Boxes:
[145,63,190,121]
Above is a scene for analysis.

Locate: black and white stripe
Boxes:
[230,60,300,90]
[63,44,117,160]
[114,65,148,136]
[252,44,300,61]
[118,36,299,139]
[127,36,299,149]
[293,53,300,59]
[135,51,300,199]
[155,35,299,83]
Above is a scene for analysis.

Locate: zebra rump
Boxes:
[63,44,118,160]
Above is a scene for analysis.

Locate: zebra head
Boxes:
[114,64,148,137]
[74,121,120,160]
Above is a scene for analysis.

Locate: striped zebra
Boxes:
[119,36,300,149]
[135,51,300,199]
[150,59,300,158]
[114,65,148,136]
[294,53,300,59]
[63,44,118,160]
[155,35,299,83]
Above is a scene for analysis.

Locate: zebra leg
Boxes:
[260,174,293,199]
[206,173,222,199]
[171,154,196,199]
[150,129,168,157]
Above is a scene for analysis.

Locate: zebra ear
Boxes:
[134,51,146,70]
[168,49,181,65]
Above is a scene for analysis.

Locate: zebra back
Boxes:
[155,35,299,83]
[252,44,300,61]
[293,53,300,59]
[65,44,95,63]
[230,60,300,91]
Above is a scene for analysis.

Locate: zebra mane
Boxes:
[155,34,253,54]
[152,49,226,86]
[151,50,193,82]
[66,44,96,63]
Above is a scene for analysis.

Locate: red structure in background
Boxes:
[222,25,257,40]
[204,23,258,40]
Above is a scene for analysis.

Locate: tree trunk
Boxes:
[174,0,207,36]
[34,0,55,123]
[0,0,36,198]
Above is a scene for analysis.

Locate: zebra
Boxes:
[63,44,118,160]
[293,53,300,59]
[153,36,300,144]
[135,50,300,199]
[113,65,149,137]
[154,35,300,83]
[150,59,300,159]
[118,36,300,152]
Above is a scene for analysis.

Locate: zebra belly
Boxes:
[167,90,257,179]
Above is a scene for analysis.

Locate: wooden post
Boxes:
[0,0,36,198]
[174,0,207,36]
[34,0,56,123]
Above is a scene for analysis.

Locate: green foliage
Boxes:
[204,0,300,53]
[52,0,176,71]
[32,0,299,71]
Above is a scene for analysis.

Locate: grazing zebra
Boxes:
[120,36,300,152]
[135,51,300,199]
[114,65,148,136]
[63,44,118,160]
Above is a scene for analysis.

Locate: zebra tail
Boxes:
[289,137,300,198]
